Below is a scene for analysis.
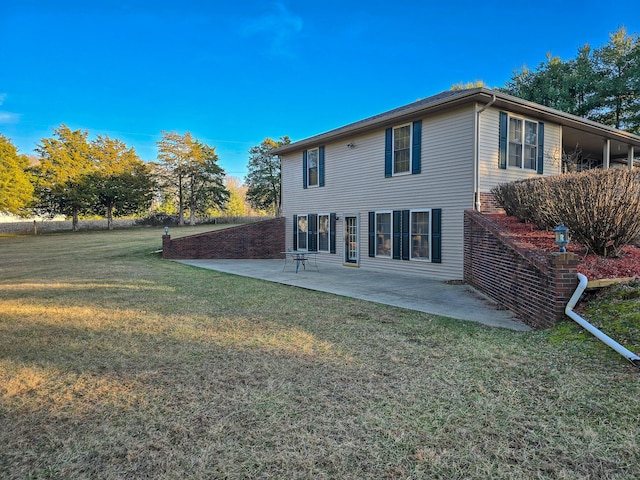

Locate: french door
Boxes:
[344,215,358,264]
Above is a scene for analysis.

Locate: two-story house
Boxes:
[272,88,640,280]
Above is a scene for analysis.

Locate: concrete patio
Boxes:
[175,259,530,331]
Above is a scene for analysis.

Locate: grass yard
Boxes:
[1,226,639,479]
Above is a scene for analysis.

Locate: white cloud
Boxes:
[0,93,21,124]
[0,111,20,124]
[241,2,303,58]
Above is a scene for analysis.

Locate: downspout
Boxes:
[474,94,496,211]
[566,273,640,368]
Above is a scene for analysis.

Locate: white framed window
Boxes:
[393,124,412,174]
[307,147,319,186]
[318,214,330,252]
[410,209,431,260]
[508,116,538,170]
[297,214,308,250]
[375,211,392,257]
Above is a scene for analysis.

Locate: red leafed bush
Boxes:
[486,214,640,280]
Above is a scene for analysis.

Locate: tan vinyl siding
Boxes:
[282,105,476,280]
[478,107,562,192]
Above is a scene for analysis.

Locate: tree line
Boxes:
[0,124,288,228]
[0,126,258,230]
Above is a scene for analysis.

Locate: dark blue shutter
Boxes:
[499,111,508,169]
[431,208,442,263]
[385,128,392,177]
[412,120,422,174]
[392,210,401,259]
[308,214,317,251]
[537,122,544,174]
[330,213,336,254]
[319,146,325,186]
[302,150,308,189]
[401,210,410,261]
[368,212,376,257]
[292,215,298,250]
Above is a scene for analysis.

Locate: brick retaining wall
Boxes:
[479,192,505,214]
[162,217,285,259]
[464,210,578,329]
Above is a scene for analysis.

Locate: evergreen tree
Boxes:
[157,131,229,225]
[591,27,640,132]
[245,136,290,217]
[33,125,94,230]
[88,135,155,229]
[0,134,34,215]
[502,27,640,134]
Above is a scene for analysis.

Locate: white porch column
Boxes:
[629,146,635,169]
[603,139,611,169]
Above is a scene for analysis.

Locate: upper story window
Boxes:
[307,148,319,186]
[499,111,544,174]
[303,147,324,188]
[393,125,411,174]
[385,121,422,177]
[508,117,538,170]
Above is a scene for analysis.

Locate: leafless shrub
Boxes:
[562,145,599,173]
[491,169,640,256]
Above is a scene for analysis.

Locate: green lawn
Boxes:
[1,226,639,479]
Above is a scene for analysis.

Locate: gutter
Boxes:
[566,273,640,368]
[474,94,496,211]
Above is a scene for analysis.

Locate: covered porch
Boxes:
[563,124,640,171]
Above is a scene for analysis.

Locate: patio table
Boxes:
[281,251,319,273]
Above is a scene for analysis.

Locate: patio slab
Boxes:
[175,259,530,331]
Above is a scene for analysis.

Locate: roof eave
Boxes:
[271,88,490,155]
[272,88,640,155]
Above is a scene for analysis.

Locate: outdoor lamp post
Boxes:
[554,223,569,252]
[164,226,169,236]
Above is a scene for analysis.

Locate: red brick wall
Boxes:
[162,217,285,259]
[464,210,578,329]
[479,192,505,214]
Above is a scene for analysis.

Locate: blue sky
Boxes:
[1,0,639,179]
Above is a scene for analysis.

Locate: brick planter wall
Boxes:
[479,192,505,214]
[464,210,578,329]
[162,217,285,259]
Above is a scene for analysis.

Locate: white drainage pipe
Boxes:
[566,273,640,368]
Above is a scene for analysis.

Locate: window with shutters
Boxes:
[385,121,421,177]
[297,214,308,250]
[375,212,392,257]
[294,213,336,253]
[508,116,538,170]
[307,148,319,186]
[368,208,440,263]
[393,124,411,174]
[318,214,330,252]
[410,210,430,260]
